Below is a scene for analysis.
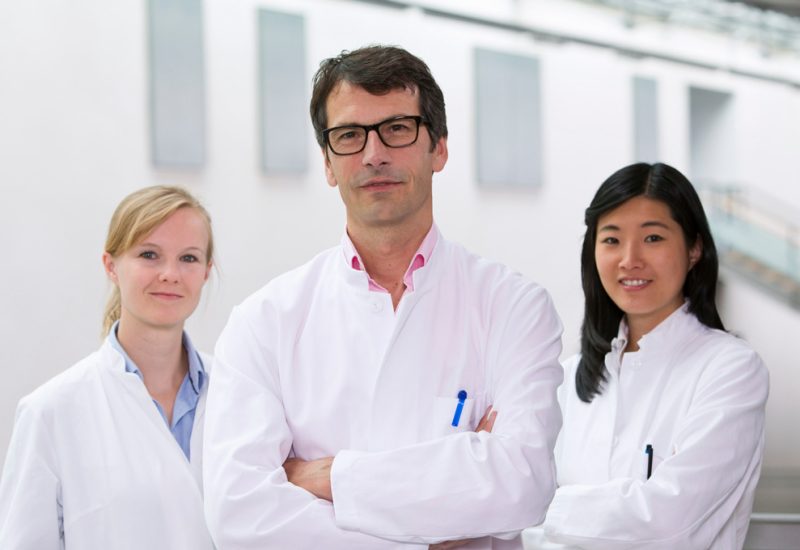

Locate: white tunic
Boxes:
[204,233,564,549]
[533,304,768,550]
[0,340,215,550]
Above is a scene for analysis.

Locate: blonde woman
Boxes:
[0,186,216,549]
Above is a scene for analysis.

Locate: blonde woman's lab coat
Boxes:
[0,340,215,550]
[204,232,564,549]
[531,304,768,550]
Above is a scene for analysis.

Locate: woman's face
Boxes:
[103,207,211,333]
[595,196,701,335]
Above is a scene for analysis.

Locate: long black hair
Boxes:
[577,162,724,402]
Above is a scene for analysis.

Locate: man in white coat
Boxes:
[203,45,564,550]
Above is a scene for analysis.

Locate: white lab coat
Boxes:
[0,340,215,550]
[204,232,564,549]
[527,304,768,550]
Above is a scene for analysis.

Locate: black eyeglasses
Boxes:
[323,115,426,156]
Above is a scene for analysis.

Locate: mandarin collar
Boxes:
[609,301,700,364]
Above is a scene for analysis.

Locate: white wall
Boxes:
[719,272,800,473]
[1,0,799,489]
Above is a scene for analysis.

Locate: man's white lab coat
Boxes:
[0,340,215,550]
[204,232,564,549]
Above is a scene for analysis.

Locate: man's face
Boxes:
[322,82,448,232]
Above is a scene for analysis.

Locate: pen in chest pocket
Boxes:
[645,444,654,479]
[451,390,467,427]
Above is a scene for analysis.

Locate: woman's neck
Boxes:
[116,318,188,402]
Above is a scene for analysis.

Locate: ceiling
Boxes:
[737,0,800,18]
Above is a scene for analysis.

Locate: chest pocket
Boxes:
[611,443,668,481]
[429,394,485,437]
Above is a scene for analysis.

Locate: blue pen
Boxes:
[451,390,468,427]
[645,444,653,479]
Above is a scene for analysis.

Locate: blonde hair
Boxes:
[102,186,214,336]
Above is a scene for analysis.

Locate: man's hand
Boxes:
[429,405,497,550]
[429,541,471,550]
[283,456,334,501]
[476,405,497,433]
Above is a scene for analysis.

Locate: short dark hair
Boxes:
[309,45,448,151]
[577,162,725,402]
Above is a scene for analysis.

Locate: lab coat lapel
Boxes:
[99,343,204,498]
[366,239,446,450]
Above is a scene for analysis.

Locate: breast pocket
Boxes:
[641,445,667,481]
[430,394,485,437]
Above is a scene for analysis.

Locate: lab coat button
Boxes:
[372,301,383,313]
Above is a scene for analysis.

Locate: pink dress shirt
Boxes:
[341,223,439,295]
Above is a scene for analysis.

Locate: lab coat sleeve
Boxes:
[543,345,769,550]
[0,399,63,550]
[203,305,418,550]
[331,285,564,543]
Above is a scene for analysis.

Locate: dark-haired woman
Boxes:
[534,163,768,550]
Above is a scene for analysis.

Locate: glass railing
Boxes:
[700,184,800,303]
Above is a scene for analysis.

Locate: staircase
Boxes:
[701,184,800,309]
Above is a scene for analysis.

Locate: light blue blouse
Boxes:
[109,321,205,460]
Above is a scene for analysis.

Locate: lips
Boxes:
[150,292,183,300]
[361,178,401,189]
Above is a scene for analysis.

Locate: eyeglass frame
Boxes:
[322,115,428,156]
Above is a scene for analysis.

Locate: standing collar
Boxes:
[610,301,701,359]
[107,320,205,394]
[340,223,440,293]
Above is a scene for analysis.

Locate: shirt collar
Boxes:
[340,223,440,293]
[610,301,699,360]
[107,320,205,394]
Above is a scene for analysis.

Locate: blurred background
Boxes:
[1,0,798,546]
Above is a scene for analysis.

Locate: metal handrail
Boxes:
[701,183,800,283]
[750,512,800,524]
[703,184,800,239]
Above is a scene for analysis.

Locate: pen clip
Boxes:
[451,390,468,427]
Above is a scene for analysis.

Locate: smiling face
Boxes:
[322,82,448,233]
[595,196,701,338]
[102,207,211,334]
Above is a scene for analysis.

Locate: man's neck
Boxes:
[348,218,432,308]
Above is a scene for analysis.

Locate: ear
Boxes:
[431,137,448,173]
[204,261,212,282]
[102,252,118,283]
[322,147,338,188]
[688,237,702,270]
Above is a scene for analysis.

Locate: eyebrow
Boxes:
[598,220,671,232]
[137,242,205,253]
[330,114,416,127]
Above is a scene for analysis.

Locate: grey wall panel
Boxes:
[475,48,542,188]
[148,0,206,167]
[633,76,659,163]
[689,86,735,184]
[258,9,307,175]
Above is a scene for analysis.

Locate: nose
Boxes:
[361,128,391,167]
[619,241,644,270]
[159,260,181,283]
